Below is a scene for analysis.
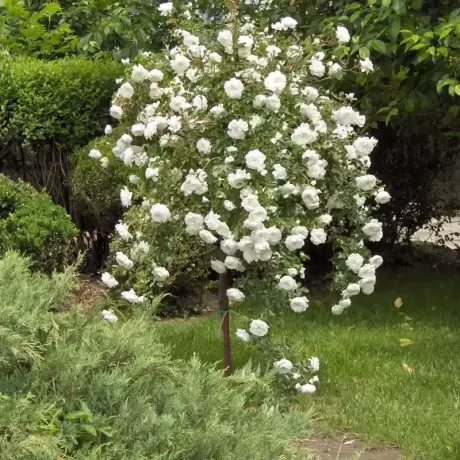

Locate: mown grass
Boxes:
[157,263,460,460]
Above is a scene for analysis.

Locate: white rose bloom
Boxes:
[290,296,309,313]
[131,123,146,136]
[122,289,145,304]
[302,186,320,210]
[358,263,376,280]
[245,149,266,174]
[265,94,281,112]
[345,253,364,273]
[220,200,234,211]
[272,164,287,180]
[278,275,297,291]
[170,95,191,112]
[356,174,377,191]
[339,298,352,309]
[249,319,269,337]
[151,267,169,282]
[224,256,245,272]
[192,94,208,111]
[120,187,132,207]
[224,78,244,99]
[360,277,376,295]
[184,212,204,234]
[353,136,378,156]
[89,149,102,159]
[346,283,361,296]
[309,58,326,77]
[158,1,173,16]
[147,69,164,82]
[360,57,374,74]
[117,82,134,99]
[196,138,212,155]
[110,104,123,120]
[362,219,383,242]
[170,55,191,75]
[228,169,251,188]
[101,272,119,288]
[221,238,239,255]
[204,211,221,231]
[253,94,266,108]
[145,167,159,181]
[333,106,366,127]
[336,26,351,43]
[116,251,134,269]
[287,268,298,277]
[210,104,226,118]
[285,235,305,251]
[264,70,287,95]
[295,383,316,394]
[211,259,226,274]
[292,226,309,238]
[308,356,320,372]
[104,124,112,135]
[291,123,318,146]
[227,288,245,303]
[375,188,391,204]
[217,30,233,53]
[100,157,109,168]
[302,86,319,101]
[267,227,282,245]
[369,255,384,268]
[274,358,293,373]
[101,309,118,323]
[236,328,250,342]
[331,304,344,315]
[329,63,343,77]
[310,228,327,245]
[209,52,222,63]
[227,119,249,140]
[115,222,131,240]
[150,203,171,222]
[316,214,332,226]
[199,230,218,244]
[131,64,148,82]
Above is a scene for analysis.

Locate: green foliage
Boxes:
[0,0,78,57]
[0,55,121,219]
[71,130,128,236]
[0,55,121,148]
[0,252,309,459]
[0,175,77,272]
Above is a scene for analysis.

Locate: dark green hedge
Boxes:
[0,175,77,273]
[0,56,122,212]
[0,56,121,147]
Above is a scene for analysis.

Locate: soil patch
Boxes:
[294,436,401,459]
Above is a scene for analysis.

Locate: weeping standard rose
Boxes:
[91,0,388,389]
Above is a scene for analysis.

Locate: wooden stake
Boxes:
[218,272,231,375]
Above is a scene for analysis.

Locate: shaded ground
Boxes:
[295,436,401,459]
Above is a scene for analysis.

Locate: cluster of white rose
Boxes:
[91,1,390,392]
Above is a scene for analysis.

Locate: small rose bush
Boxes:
[91,1,390,392]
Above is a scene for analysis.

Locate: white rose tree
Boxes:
[93,1,390,390]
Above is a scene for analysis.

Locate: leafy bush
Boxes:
[0,55,121,209]
[0,252,309,459]
[0,175,77,272]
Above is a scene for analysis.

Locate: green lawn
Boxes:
[157,264,460,460]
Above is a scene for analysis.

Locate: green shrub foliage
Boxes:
[0,56,121,210]
[0,252,309,459]
[0,175,77,272]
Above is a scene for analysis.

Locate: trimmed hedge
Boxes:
[0,175,77,273]
[0,56,122,212]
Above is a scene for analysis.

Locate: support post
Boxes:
[218,272,231,375]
